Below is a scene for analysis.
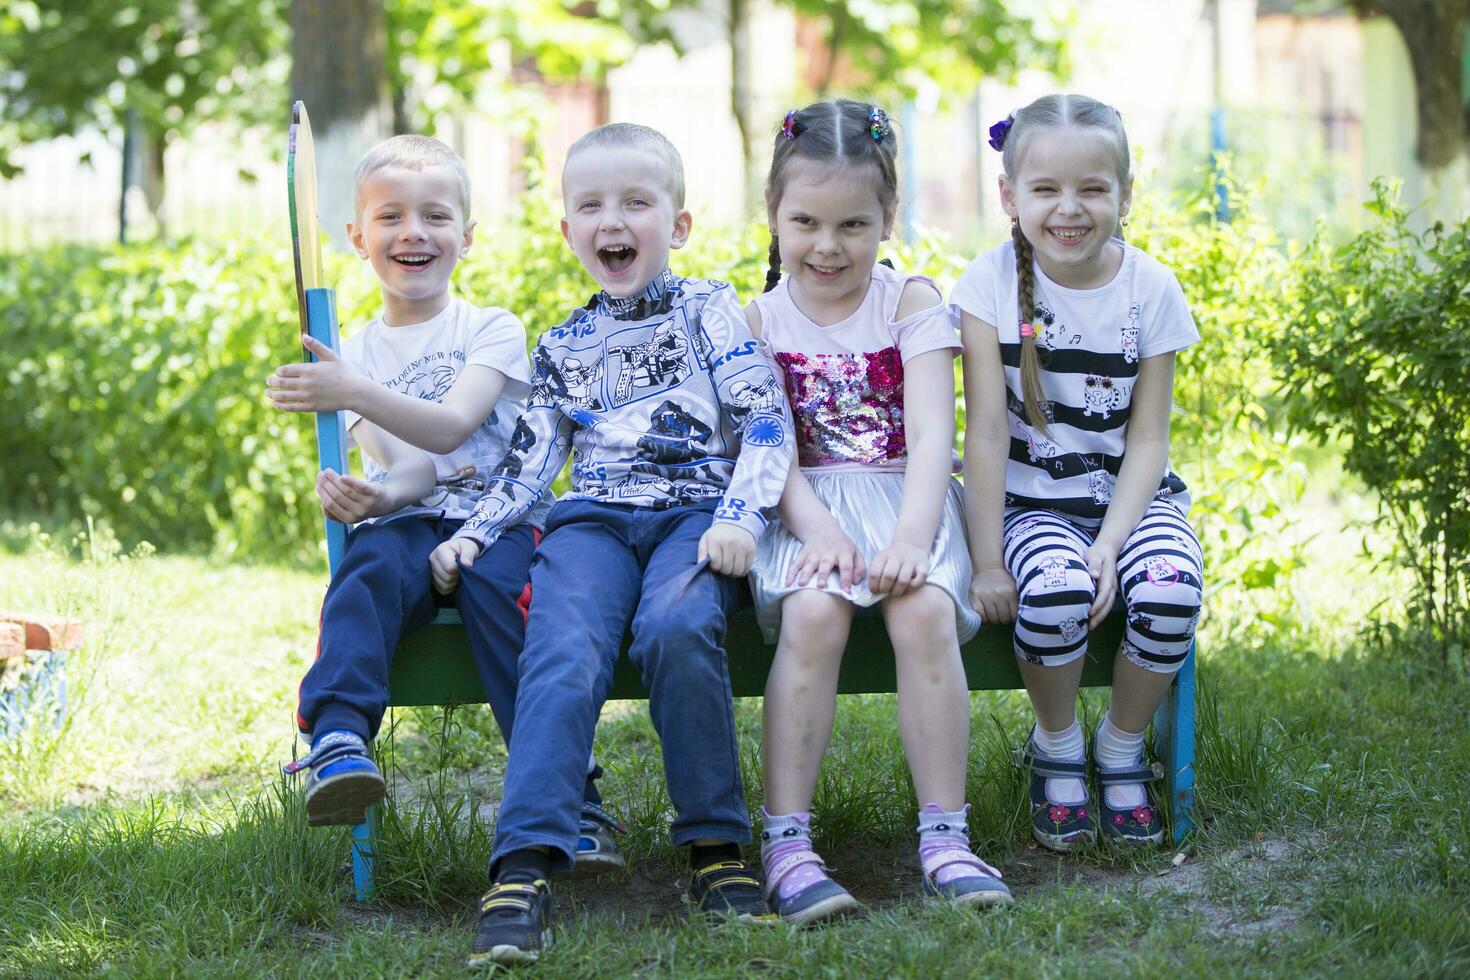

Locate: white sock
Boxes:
[1095,714,1147,809]
[1033,721,1087,804]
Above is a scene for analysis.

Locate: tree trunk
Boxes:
[290,0,393,248]
[729,0,755,216]
[1366,0,1468,169]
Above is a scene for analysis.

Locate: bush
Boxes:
[1272,183,1470,662]
[0,239,372,563]
[1,170,1311,617]
[1128,180,1309,639]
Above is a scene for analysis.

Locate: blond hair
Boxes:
[565,123,686,209]
[1002,94,1130,434]
[353,135,471,217]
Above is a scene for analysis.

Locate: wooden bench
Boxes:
[296,286,1196,904]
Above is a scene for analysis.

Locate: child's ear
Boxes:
[998,174,1018,220]
[346,220,370,259]
[1119,173,1135,223]
[881,204,897,242]
[669,208,693,250]
[460,218,477,257]
[560,216,573,250]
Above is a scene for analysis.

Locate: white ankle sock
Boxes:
[1033,721,1086,804]
[1095,714,1147,809]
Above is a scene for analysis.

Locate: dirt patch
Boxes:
[1004,834,1312,937]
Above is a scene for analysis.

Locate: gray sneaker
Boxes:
[571,802,626,878]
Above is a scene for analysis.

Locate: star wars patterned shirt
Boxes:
[452,269,795,550]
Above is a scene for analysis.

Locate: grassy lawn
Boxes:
[1,504,1468,978]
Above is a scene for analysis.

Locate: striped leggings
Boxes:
[1002,499,1203,674]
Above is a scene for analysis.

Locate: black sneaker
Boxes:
[572,801,627,878]
[467,878,552,967]
[688,859,779,924]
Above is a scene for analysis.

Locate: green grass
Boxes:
[1,512,1468,977]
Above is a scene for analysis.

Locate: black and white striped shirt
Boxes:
[950,241,1199,524]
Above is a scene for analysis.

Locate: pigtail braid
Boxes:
[1012,221,1050,435]
[763,235,782,293]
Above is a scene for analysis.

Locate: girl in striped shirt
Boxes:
[954,94,1204,850]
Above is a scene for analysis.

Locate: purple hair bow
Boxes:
[987,115,1014,152]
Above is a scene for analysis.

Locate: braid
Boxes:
[763,235,782,293]
[1012,221,1050,435]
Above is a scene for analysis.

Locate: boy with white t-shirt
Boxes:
[266,137,621,867]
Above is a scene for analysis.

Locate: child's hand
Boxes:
[1084,541,1119,628]
[699,523,757,577]
[868,541,929,597]
[316,469,384,524]
[267,335,366,413]
[969,565,1018,624]
[785,526,866,590]
[430,538,481,595]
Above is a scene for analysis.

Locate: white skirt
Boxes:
[749,471,983,645]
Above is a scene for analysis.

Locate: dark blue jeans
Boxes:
[491,499,748,875]
[297,515,536,745]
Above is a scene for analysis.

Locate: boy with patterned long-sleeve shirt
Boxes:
[431,123,793,967]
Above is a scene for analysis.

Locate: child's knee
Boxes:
[886,585,957,640]
[780,589,850,644]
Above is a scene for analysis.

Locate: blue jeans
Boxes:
[491,499,748,874]
[297,515,536,745]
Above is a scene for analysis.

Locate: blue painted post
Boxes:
[304,285,379,901]
[1153,641,1197,841]
[304,287,348,569]
[900,100,919,244]
[1210,106,1229,223]
[351,803,380,903]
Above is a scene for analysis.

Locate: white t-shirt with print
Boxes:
[949,240,1199,524]
[340,296,551,526]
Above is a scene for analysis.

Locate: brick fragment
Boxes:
[0,613,85,651]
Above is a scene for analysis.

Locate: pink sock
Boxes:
[759,808,829,902]
[918,803,986,886]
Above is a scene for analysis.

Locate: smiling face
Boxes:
[772,158,893,325]
[1000,125,1132,289]
[347,163,475,326]
[560,145,691,298]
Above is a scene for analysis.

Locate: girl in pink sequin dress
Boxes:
[744,101,1008,925]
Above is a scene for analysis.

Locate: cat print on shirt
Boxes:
[1082,374,1124,418]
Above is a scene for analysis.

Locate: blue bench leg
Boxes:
[1152,640,1196,842]
[351,803,380,902]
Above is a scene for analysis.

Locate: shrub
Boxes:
[0,239,372,563]
[1272,183,1470,662]
[1,168,1311,624]
[1127,181,1309,640]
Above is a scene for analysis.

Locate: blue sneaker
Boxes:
[283,730,385,827]
[571,801,627,878]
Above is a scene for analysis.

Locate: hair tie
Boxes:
[987,115,1014,152]
[1019,321,1035,339]
[867,106,891,143]
[781,110,799,141]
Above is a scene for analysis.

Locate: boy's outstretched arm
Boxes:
[268,334,511,455]
[700,284,795,575]
[320,422,436,524]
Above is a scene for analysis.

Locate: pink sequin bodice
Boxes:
[775,346,906,467]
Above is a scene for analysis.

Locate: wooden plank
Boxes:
[386,607,1126,708]
[0,613,84,652]
[0,622,24,661]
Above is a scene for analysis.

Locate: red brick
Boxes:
[0,613,85,651]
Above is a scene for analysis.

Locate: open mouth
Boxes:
[806,262,846,280]
[1047,228,1090,245]
[392,253,435,268]
[598,244,637,275]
